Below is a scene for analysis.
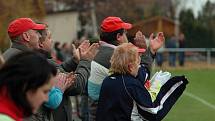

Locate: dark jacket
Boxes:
[3,42,30,61]
[88,42,155,121]
[96,73,188,121]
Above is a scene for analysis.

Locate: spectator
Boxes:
[3,18,71,116]
[61,42,73,61]
[31,25,100,121]
[96,43,188,121]
[54,41,64,62]
[178,33,186,66]
[3,18,99,121]
[166,35,177,67]
[156,45,165,67]
[0,51,57,121]
[3,18,45,61]
[87,16,163,121]
[25,25,74,121]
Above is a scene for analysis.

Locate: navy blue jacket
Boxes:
[96,70,188,121]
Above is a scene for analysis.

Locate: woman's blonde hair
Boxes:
[110,43,139,74]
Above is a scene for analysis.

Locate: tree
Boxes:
[179,9,196,47]
[94,0,138,23]
[199,1,215,47]
[179,5,215,48]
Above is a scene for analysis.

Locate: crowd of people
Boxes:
[0,16,188,121]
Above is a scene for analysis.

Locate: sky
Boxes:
[177,0,215,17]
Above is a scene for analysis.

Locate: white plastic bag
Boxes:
[131,70,171,120]
[149,71,171,101]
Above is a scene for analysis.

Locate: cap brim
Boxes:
[138,48,146,53]
[122,23,132,30]
[32,24,46,30]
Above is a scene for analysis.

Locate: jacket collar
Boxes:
[100,41,117,49]
[11,42,31,52]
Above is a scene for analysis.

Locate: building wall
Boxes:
[45,12,79,43]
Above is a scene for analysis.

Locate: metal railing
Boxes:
[163,48,215,64]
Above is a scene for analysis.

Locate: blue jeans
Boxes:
[169,52,176,67]
[178,52,185,66]
[156,53,163,67]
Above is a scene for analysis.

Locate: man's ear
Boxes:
[22,32,30,42]
[38,41,43,48]
[116,33,123,43]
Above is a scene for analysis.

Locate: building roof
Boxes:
[128,16,176,38]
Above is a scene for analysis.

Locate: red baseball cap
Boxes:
[8,18,46,38]
[101,16,132,32]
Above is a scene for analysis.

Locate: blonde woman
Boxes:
[96,43,188,121]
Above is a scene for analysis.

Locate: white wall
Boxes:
[45,12,79,43]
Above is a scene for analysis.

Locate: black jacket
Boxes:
[96,72,188,121]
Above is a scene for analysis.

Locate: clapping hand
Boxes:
[79,41,100,61]
[133,31,147,49]
[55,72,76,92]
[149,32,165,54]
[72,40,91,63]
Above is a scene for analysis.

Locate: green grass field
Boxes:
[156,68,215,121]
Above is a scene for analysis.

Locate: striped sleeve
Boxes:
[128,76,188,121]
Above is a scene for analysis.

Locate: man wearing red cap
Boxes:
[87,16,165,121]
[3,18,46,61]
[3,18,100,121]
[22,23,100,121]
